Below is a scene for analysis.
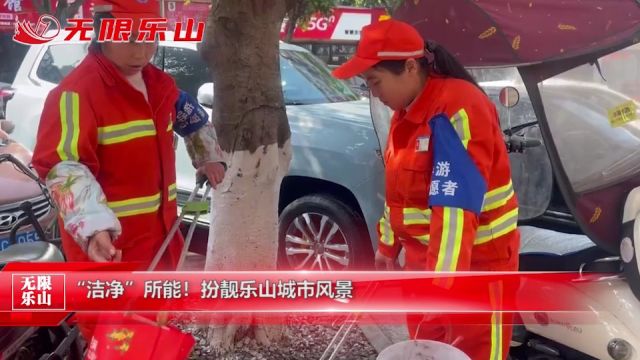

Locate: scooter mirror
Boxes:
[499,86,520,108]
[197,82,214,109]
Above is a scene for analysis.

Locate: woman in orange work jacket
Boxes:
[333,19,519,360]
[31,0,226,340]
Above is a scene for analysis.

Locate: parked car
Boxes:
[6,31,384,269]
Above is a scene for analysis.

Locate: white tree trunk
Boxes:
[206,141,291,271]
[205,141,291,352]
[201,0,291,353]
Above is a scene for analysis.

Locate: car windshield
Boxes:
[162,46,360,104]
[34,42,360,105]
[36,43,90,84]
[279,49,359,105]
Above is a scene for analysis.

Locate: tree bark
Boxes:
[202,0,292,354]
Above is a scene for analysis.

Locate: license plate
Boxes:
[0,230,40,251]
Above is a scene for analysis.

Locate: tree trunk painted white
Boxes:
[204,141,291,352]
[205,142,291,272]
[201,0,292,353]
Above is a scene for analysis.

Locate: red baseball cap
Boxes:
[93,0,160,22]
[332,19,425,79]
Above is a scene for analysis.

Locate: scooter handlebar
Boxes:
[505,135,542,153]
[0,153,41,184]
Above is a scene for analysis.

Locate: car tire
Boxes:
[278,194,373,270]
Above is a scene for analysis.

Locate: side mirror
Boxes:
[197,82,214,108]
[0,119,15,134]
[499,86,520,108]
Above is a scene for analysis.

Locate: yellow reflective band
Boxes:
[475,208,519,245]
[57,92,80,161]
[108,193,161,218]
[379,204,394,246]
[379,216,395,246]
[489,282,504,360]
[483,181,515,212]
[435,208,464,272]
[403,208,432,225]
[490,312,503,360]
[98,119,156,145]
[167,120,173,132]
[450,109,471,149]
[415,233,430,245]
[168,183,177,202]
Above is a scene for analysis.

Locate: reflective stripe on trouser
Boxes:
[108,193,162,218]
[408,281,511,360]
[98,119,157,145]
[489,281,504,360]
[408,312,512,360]
[435,207,464,272]
[450,109,471,149]
[475,208,518,245]
[403,208,431,245]
[482,181,515,212]
[168,183,177,201]
[57,91,80,161]
[379,205,395,246]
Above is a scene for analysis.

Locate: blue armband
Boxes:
[173,90,209,137]
[427,113,487,215]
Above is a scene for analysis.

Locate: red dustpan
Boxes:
[84,183,211,360]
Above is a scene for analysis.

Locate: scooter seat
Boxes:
[518,226,610,271]
[519,226,595,255]
[0,242,64,268]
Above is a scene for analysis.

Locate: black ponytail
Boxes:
[374,41,484,92]
[427,41,483,92]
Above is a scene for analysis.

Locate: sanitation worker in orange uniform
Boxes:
[32,0,225,340]
[333,19,520,360]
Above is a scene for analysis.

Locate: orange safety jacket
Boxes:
[32,48,182,269]
[377,75,520,272]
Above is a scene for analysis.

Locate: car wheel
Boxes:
[278,194,372,270]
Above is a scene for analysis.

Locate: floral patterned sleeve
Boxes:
[183,122,226,169]
[46,161,122,252]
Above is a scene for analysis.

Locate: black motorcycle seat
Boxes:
[0,242,64,267]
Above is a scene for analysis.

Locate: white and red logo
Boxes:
[13,14,60,45]
[13,16,205,45]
